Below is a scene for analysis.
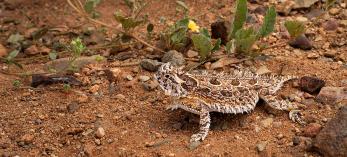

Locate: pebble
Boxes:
[273,121,283,128]
[89,85,100,94]
[67,102,80,113]
[139,75,150,82]
[323,20,339,31]
[95,139,101,146]
[256,141,267,152]
[292,136,301,146]
[126,75,134,81]
[303,123,322,137]
[260,118,273,128]
[140,59,162,72]
[104,68,122,82]
[296,16,308,23]
[161,50,185,66]
[115,94,126,100]
[277,133,284,139]
[21,134,34,144]
[0,44,7,57]
[77,94,89,103]
[95,127,105,138]
[186,50,198,58]
[307,53,319,59]
[329,8,340,15]
[142,80,159,91]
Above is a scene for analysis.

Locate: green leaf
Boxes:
[235,28,257,53]
[284,20,305,38]
[84,0,101,13]
[7,33,24,45]
[229,0,247,40]
[6,50,20,61]
[258,6,276,38]
[212,38,221,52]
[114,11,143,30]
[49,51,58,60]
[191,34,212,60]
[200,28,210,38]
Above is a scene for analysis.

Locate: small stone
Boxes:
[256,141,267,152]
[292,136,301,146]
[273,121,283,128]
[299,76,325,94]
[260,118,273,128]
[139,75,150,82]
[323,20,339,31]
[303,123,322,137]
[67,102,80,113]
[277,0,295,15]
[126,75,133,81]
[95,139,101,146]
[115,94,126,100]
[186,50,198,58]
[211,20,228,44]
[89,85,100,94]
[323,50,337,58]
[95,127,105,138]
[0,44,7,57]
[256,65,271,75]
[277,133,284,139]
[289,35,313,50]
[307,53,319,59]
[21,134,34,144]
[329,8,340,15]
[104,68,122,82]
[142,80,159,91]
[24,45,50,55]
[144,47,154,52]
[140,59,162,72]
[340,20,347,27]
[296,16,308,23]
[77,94,89,103]
[162,50,185,66]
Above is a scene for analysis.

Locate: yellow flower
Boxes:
[188,20,200,32]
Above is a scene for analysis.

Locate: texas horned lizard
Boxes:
[154,62,305,143]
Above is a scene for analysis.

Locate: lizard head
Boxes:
[154,62,187,97]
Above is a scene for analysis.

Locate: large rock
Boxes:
[316,87,347,105]
[299,76,325,94]
[312,106,347,157]
[293,0,319,9]
[161,50,185,66]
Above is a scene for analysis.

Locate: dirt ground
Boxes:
[1,0,347,157]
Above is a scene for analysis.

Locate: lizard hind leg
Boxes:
[262,95,306,125]
[190,106,211,143]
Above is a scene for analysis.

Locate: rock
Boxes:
[115,94,126,100]
[0,44,7,57]
[210,57,241,69]
[139,75,150,82]
[95,127,105,138]
[305,9,325,19]
[95,139,101,146]
[307,53,319,59]
[140,59,162,72]
[329,8,340,15]
[126,75,133,81]
[316,87,347,105]
[67,102,81,113]
[260,118,273,128]
[142,80,159,91]
[256,66,271,75]
[161,50,185,66]
[21,134,34,144]
[323,50,337,58]
[77,94,89,103]
[303,123,322,137]
[323,20,338,31]
[256,141,267,152]
[89,85,100,94]
[186,50,198,58]
[292,136,301,146]
[340,20,347,27]
[24,45,51,56]
[312,106,347,157]
[296,16,308,23]
[43,55,106,72]
[289,34,313,50]
[299,76,325,94]
[277,0,295,15]
[293,0,319,9]
[104,68,122,82]
[211,20,228,44]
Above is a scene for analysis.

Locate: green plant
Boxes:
[284,20,306,39]
[160,18,191,51]
[12,80,21,88]
[84,0,101,18]
[67,37,86,71]
[63,83,72,92]
[1,50,23,69]
[191,28,221,60]
[226,0,276,55]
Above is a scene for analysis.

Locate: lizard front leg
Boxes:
[190,106,211,142]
